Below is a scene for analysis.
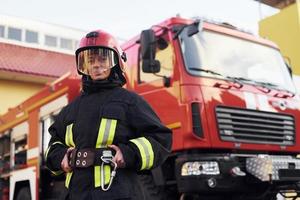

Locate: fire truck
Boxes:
[0,74,81,200]
[1,17,300,200]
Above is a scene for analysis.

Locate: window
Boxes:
[0,133,10,173]
[0,25,4,38]
[60,38,73,50]
[25,30,38,43]
[45,35,57,47]
[179,29,296,93]
[8,27,22,41]
[0,134,10,159]
[40,115,54,163]
[139,35,174,83]
[14,135,27,166]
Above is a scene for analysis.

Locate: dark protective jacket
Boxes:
[45,77,172,200]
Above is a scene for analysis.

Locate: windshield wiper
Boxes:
[190,69,244,88]
[189,67,223,76]
[224,77,273,93]
[223,76,246,88]
[226,76,252,82]
[226,78,294,95]
[254,81,295,95]
[225,77,275,89]
[253,81,278,88]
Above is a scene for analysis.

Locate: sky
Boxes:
[0,0,278,41]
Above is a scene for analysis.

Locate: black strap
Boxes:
[68,148,116,168]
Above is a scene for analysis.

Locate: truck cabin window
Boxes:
[139,36,174,83]
[179,28,296,93]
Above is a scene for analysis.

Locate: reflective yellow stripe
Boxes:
[51,170,64,176]
[95,165,111,187]
[96,118,107,148]
[45,141,65,177]
[95,166,101,187]
[45,141,64,158]
[45,141,64,160]
[130,137,154,170]
[94,118,117,187]
[104,165,111,185]
[131,139,147,170]
[65,124,75,147]
[65,172,73,188]
[64,123,75,188]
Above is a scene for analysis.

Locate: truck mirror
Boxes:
[142,60,161,73]
[140,29,156,60]
[140,29,161,73]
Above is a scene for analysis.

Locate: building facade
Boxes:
[258,0,300,91]
[0,15,85,114]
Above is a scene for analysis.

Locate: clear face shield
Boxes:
[77,47,118,76]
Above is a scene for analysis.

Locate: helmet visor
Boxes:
[77,47,118,75]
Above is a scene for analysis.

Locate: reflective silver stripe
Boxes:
[137,138,150,168]
[130,137,154,170]
[100,119,112,147]
[96,119,117,148]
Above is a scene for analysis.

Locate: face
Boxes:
[77,48,117,80]
[87,53,111,80]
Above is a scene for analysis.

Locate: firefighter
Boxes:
[45,29,172,200]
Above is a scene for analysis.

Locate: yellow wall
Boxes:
[259,2,300,75]
[0,79,43,114]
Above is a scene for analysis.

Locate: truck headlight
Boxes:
[181,161,220,176]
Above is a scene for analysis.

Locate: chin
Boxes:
[92,75,109,80]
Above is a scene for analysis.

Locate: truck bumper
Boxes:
[175,153,300,194]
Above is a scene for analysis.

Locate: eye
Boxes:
[96,55,107,62]
[87,57,95,64]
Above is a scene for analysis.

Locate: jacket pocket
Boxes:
[102,103,126,121]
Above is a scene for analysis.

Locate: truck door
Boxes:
[135,30,182,143]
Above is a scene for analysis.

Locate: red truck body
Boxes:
[0,17,299,200]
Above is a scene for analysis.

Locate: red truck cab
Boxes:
[1,16,299,200]
[122,17,300,199]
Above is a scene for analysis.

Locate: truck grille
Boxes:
[216,106,295,145]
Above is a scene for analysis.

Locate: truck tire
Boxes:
[135,174,165,200]
[15,187,31,200]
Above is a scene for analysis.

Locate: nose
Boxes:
[91,64,109,73]
[92,65,100,70]
[92,59,108,68]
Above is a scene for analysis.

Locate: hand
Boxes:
[61,147,74,173]
[108,145,126,168]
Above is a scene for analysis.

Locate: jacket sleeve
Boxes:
[45,107,68,175]
[119,94,172,171]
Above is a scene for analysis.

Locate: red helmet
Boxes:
[75,30,127,77]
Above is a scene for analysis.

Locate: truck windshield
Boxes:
[179,28,295,93]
